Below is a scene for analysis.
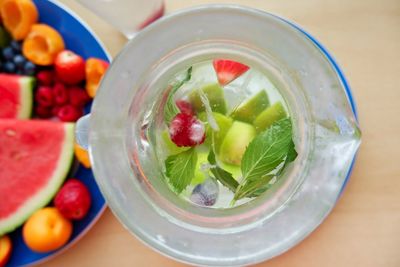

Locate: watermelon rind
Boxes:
[0,123,74,235]
[17,77,35,119]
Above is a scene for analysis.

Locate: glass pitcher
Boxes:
[76,5,361,266]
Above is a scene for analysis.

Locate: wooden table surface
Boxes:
[43,0,400,266]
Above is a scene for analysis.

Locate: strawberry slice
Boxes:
[213,59,250,86]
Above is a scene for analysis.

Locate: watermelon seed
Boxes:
[5,129,16,136]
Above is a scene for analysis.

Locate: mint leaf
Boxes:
[208,150,239,192]
[165,147,197,193]
[164,67,192,124]
[241,118,293,182]
[234,118,295,201]
[234,175,273,201]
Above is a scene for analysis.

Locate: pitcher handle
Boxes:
[75,114,90,150]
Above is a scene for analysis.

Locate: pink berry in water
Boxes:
[169,113,205,147]
[35,86,54,107]
[176,99,194,115]
[57,105,83,122]
[36,70,55,86]
[53,82,69,105]
[68,86,90,107]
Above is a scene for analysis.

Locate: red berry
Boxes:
[55,50,85,85]
[52,106,61,116]
[53,82,69,105]
[36,70,55,86]
[169,113,205,147]
[176,99,194,115]
[35,105,52,118]
[54,179,92,220]
[35,86,54,107]
[68,86,90,107]
[57,105,83,122]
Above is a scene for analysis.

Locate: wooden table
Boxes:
[43,0,400,266]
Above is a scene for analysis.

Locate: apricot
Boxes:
[0,235,12,267]
[85,58,109,98]
[22,24,65,66]
[74,143,91,168]
[1,0,38,40]
[22,207,72,253]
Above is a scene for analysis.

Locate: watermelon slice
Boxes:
[0,119,74,235]
[0,74,35,119]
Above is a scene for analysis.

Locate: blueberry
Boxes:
[4,61,16,73]
[190,178,219,207]
[13,55,26,68]
[2,47,14,61]
[23,61,36,76]
[10,40,22,52]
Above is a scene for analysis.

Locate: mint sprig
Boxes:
[164,67,192,124]
[208,150,239,192]
[165,147,197,193]
[233,118,296,201]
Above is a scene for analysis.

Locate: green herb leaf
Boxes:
[250,139,298,198]
[208,149,239,192]
[234,118,295,200]
[233,175,274,201]
[241,118,293,182]
[164,67,192,124]
[165,147,197,193]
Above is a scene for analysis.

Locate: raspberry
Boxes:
[35,86,54,107]
[57,105,83,122]
[35,106,52,118]
[53,82,69,105]
[52,106,61,116]
[176,99,195,115]
[36,70,54,86]
[169,113,205,147]
[68,86,90,107]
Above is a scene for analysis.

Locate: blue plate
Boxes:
[6,1,110,266]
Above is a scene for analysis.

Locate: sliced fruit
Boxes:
[0,120,74,235]
[22,207,72,253]
[161,130,189,155]
[192,152,209,185]
[231,90,270,123]
[85,58,109,98]
[1,0,38,40]
[169,113,205,147]
[189,83,227,114]
[0,25,11,48]
[54,179,91,220]
[74,143,91,168]
[212,59,249,86]
[22,24,65,66]
[55,50,85,85]
[198,111,233,152]
[0,235,12,267]
[219,121,256,166]
[0,73,35,119]
[253,102,287,132]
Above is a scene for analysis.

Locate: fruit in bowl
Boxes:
[0,0,109,264]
